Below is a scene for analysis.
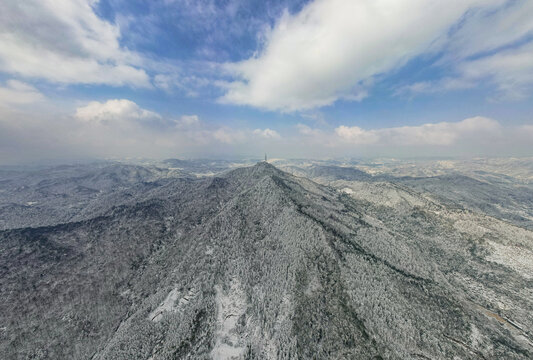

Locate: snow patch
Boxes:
[149,287,196,322]
[336,181,427,208]
[487,241,533,279]
[304,274,322,296]
[211,279,247,360]
[470,324,482,349]
[453,220,489,238]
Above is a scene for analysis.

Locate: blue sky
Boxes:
[0,0,532,163]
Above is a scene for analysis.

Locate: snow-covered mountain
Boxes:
[1,161,532,359]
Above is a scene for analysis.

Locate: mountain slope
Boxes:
[0,163,192,230]
[1,162,532,359]
[285,163,533,230]
[396,173,533,230]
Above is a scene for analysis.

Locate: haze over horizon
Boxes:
[1,0,532,163]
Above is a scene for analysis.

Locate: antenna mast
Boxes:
[264,153,267,162]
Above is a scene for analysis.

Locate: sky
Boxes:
[0,0,532,163]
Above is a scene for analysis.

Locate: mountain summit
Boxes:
[1,163,532,359]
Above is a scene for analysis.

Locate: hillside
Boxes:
[1,162,532,359]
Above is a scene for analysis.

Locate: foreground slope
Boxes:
[1,162,532,359]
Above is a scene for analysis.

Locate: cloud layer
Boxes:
[334,117,500,146]
[220,0,510,111]
[0,80,45,106]
[76,99,161,124]
[0,1,531,162]
[458,41,533,101]
[217,0,533,111]
[0,0,150,87]
[0,98,289,162]
[0,95,529,163]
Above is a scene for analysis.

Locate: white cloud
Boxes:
[0,0,150,87]
[71,107,504,150]
[75,99,161,125]
[179,115,200,127]
[398,1,533,100]
[381,117,500,146]
[522,124,533,134]
[0,79,45,105]
[72,99,254,148]
[75,99,207,134]
[296,123,324,137]
[212,128,246,144]
[253,128,281,139]
[0,102,530,162]
[518,124,533,143]
[335,126,379,145]
[395,78,475,96]
[153,74,174,91]
[444,0,533,61]
[457,41,533,100]
[153,72,210,96]
[0,98,225,159]
[335,116,500,146]
[219,0,501,111]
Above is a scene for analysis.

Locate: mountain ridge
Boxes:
[1,162,532,359]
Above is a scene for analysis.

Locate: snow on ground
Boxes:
[211,279,247,360]
[487,241,533,280]
[336,181,428,208]
[470,324,482,349]
[148,287,196,322]
[452,219,489,238]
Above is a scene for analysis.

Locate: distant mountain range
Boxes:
[1,161,532,359]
